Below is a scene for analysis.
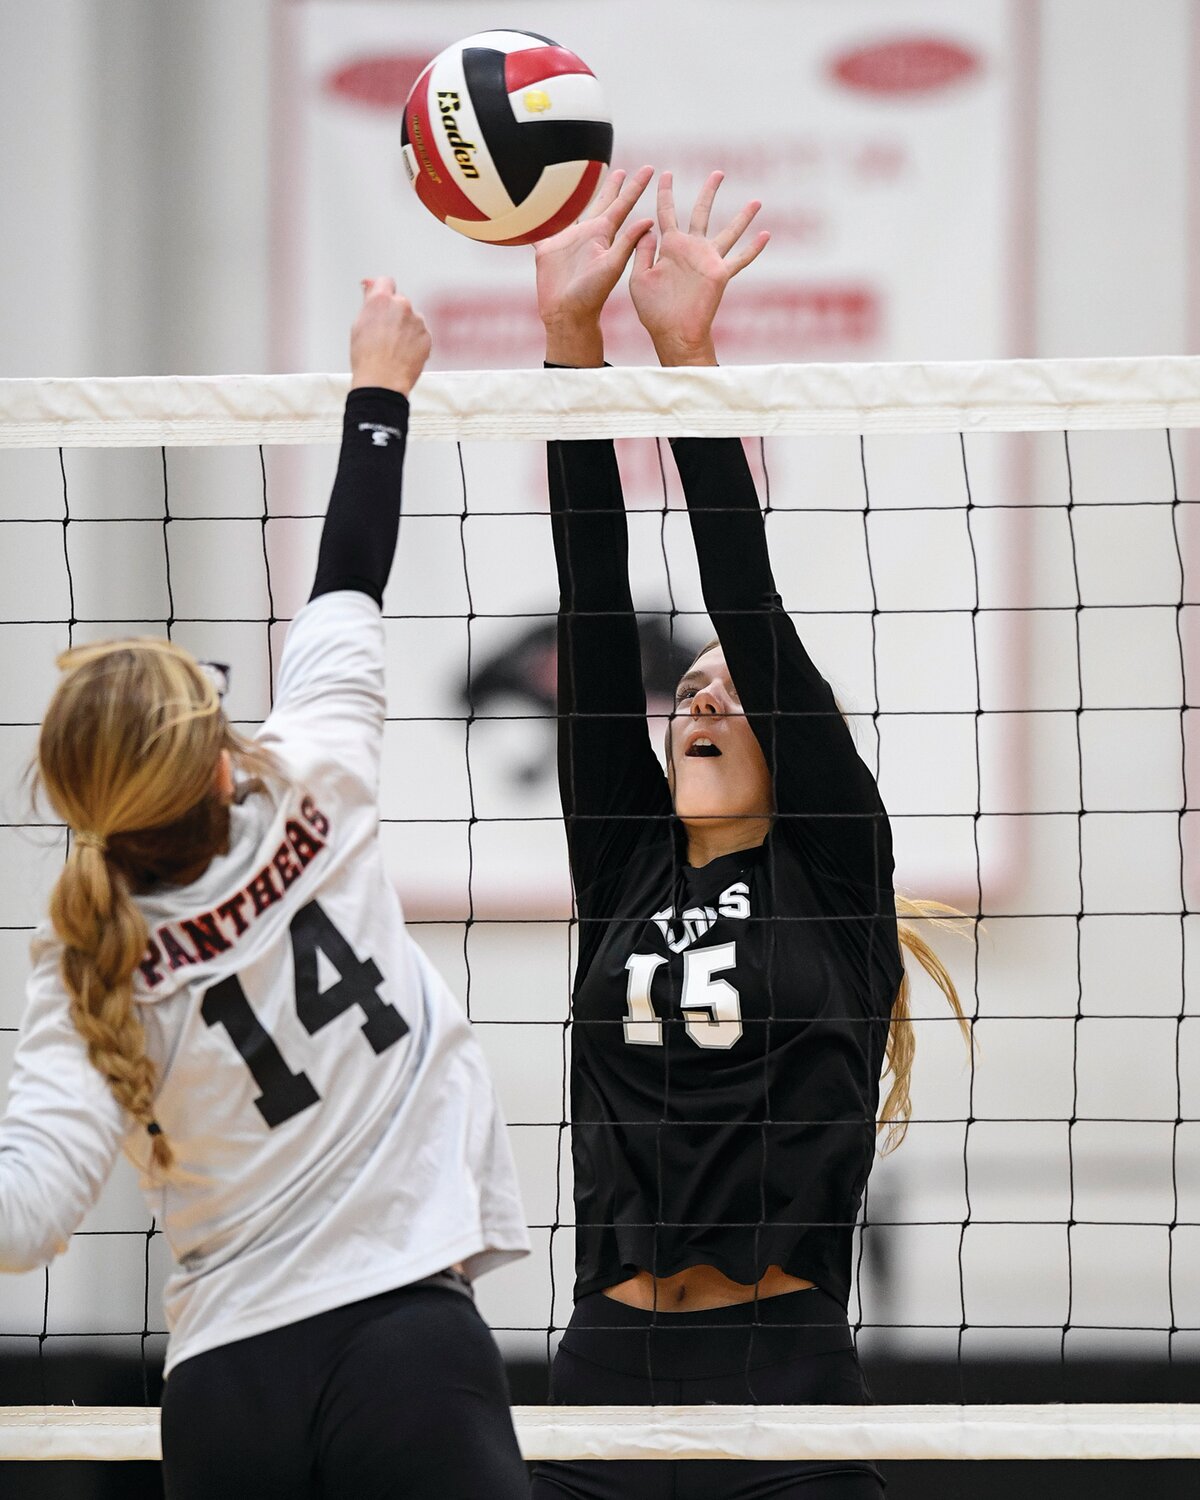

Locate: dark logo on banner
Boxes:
[461,615,701,788]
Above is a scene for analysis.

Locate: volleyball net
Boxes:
[0,359,1197,1466]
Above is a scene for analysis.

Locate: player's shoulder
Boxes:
[288,588,381,638]
[609,823,676,894]
[26,922,65,997]
[259,591,389,789]
[19,925,102,1056]
[276,590,384,678]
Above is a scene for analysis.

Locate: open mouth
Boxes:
[685,737,722,759]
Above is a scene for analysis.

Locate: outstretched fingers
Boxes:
[688,171,724,237]
[630,227,657,279]
[596,164,654,234]
[713,199,763,257]
[725,228,771,277]
[656,171,679,234]
[582,167,629,222]
[610,215,655,265]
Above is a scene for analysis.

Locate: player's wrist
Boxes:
[653,337,719,368]
[346,385,410,409]
[343,386,411,441]
[543,321,605,368]
[350,368,419,396]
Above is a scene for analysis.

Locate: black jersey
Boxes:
[550,434,904,1309]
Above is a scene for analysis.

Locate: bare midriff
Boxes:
[602,1263,816,1312]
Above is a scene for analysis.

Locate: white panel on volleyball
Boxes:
[427,49,511,220]
[447,162,600,242]
[506,71,610,125]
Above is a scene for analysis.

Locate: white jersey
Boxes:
[0,590,529,1373]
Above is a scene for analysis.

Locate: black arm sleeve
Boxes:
[672,436,893,892]
[549,436,673,902]
[309,388,410,605]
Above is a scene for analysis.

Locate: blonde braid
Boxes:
[50,841,173,1171]
[36,636,281,1175]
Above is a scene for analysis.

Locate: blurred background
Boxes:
[1,1,1199,1496]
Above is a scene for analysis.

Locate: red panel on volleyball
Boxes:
[504,46,594,92]
[407,67,487,222]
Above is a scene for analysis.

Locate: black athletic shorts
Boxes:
[531,1287,884,1500]
[161,1279,529,1500]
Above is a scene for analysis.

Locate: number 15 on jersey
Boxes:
[623,945,743,1050]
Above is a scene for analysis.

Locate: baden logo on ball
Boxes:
[401,30,613,245]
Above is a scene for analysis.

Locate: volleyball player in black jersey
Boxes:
[530,169,966,1500]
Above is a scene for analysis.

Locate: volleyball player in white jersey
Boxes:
[0,281,531,1499]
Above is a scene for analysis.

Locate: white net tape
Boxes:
[0,1403,1197,1463]
[3,356,1200,446]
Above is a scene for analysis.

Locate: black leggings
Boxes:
[162,1283,529,1500]
[531,1288,884,1500]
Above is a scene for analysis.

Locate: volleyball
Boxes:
[400,30,612,246]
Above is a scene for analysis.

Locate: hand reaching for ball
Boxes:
[630,172,769,368]
[350,278,432,396]
[534,166,655,367]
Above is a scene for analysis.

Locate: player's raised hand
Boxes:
[350,277,432,396]
[535,165,655,366]
[630,171,769,367]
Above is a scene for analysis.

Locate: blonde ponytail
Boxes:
[52,842,173,1171]
[879,896,974,1154]
[37,638,278,1173]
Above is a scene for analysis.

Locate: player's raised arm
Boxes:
[264,281,431,793]
[308,278,430,607]
[534,169,674,902]
[535,177,964,1500]
[630,173,891,890]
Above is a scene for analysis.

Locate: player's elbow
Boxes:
[0,1166,71,1272]
[0,1222,63,1274]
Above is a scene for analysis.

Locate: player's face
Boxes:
[667,648,773,826]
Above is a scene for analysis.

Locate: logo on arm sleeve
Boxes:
[358,421,404,447]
